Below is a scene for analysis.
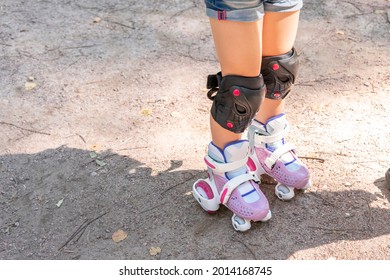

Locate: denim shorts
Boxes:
[205,0,303,22]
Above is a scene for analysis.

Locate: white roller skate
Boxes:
[247,113,311,201]
[193,140,271,232]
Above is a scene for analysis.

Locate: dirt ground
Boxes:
[1,0,390,260]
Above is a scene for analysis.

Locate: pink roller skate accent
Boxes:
[220,188,229,204]
[246,157,256,172]
[193,180,217,214]
[195,180,215,199]
[204,158,216,169]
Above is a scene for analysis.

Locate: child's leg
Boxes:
[193,2,271,231]
[256,11,300,123]
[209,19,263,149]
[247,4,311,201]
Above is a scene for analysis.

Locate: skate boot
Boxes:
[247,113,311,200]
[193,140,271,231]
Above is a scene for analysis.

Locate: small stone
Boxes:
[344,182,352,187]
[56,199,64,208]
[25,81,37,91]
[170,111,182,118]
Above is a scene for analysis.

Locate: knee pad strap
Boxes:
[261,47,300,99]
[206,72,266,134]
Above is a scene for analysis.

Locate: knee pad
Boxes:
[261,47,300,99]
[206,72,266,134]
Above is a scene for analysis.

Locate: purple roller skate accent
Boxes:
[255,146,310,189]
[214,173,270,221]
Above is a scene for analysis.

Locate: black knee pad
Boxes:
[261,47,300,99]
[206,72,266,134]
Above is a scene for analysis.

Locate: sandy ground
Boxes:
[1,0,390,260]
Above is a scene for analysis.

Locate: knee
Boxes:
[207,72,266,133]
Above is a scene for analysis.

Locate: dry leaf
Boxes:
[112,229,128,243]
[90,144,101,151]
[25,81,37,91]
[149,246,161,256]
[140,108,152,116]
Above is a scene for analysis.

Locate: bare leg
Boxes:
[209,18,263,149]
[193,17,272,231]
[249,11,311,201]
[256,11,300,123]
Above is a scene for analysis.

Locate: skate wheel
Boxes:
[301,179,311,191]
[196,185,217,214]
[260,210,272,222]
[231,214,251,232]
[275,183,295,201]
[193,179,220,213]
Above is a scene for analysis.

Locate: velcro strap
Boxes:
[206,73,221,100]
[206,73,221,89]
[264,142,296,169]
[204,155,248,173]
[255,124,289,144]
[220,173,256,204]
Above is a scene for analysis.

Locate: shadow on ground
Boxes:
[1,147,389,260]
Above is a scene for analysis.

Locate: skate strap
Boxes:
[264,142,296,169]
[254,123,290,145]
[220,173,257,205]
[204,155,248,173]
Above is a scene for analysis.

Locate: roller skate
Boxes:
[193,140,271,232]
[247,113,311,201]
